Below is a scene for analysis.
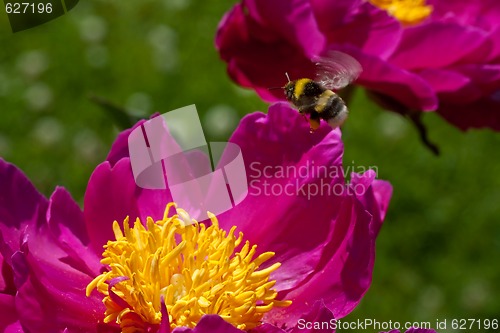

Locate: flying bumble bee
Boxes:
[282,51,362,132]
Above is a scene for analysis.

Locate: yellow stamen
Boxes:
[86,203,291,332]
[370,0,433,25]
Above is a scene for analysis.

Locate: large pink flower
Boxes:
[402,0,500,130]
[216,0,500,131]
[0,103,392,333]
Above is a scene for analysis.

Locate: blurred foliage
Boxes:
[0,0,499,332]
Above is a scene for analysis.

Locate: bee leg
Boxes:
[309,111,321,133]
[309,118,321,133]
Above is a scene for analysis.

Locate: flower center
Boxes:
[86,203,290,332]
[370,0,433,25]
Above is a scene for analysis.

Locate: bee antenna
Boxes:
[285,72,291,82]
[268,87,283,91]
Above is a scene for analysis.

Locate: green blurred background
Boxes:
[0,1,499,332]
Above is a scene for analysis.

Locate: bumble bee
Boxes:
[283,51,362,132]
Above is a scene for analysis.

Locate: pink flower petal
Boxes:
[253,302,336,333]
[84,159,142,254]
[0,159,48,263]
[218,104,391,325]
[3,321,23,333]
[340,47,438,110]
[0,294,18,331]
[290,301,335,333]
[106,119,147,166]
[310,0,364,32]
[266,197,374,326]
[218,103,345,291]
[417,69,471,95]
[431,0,500,31]
[47,187,101,276]
[13,236,105,332]
[390,22,490,70]
[0,252,15,295]
[173,315,245,333]
[251,324,285,333]
[438,97,500,131]
[216,3,317,102]
[314,1,402,59]
[350,171,393,235]
[455,64,500,94]
[244,0,326,58]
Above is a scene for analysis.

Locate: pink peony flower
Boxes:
[0,103,392,333]
[216,0,500,131]
[397,0,500,130]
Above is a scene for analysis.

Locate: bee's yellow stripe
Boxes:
[314,90,335,113]
[294,79,311,100]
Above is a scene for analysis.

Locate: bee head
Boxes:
[284,81,296,101]
[268,72,295,101]
[284,72,294,101]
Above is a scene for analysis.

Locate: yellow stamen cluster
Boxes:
[370,0,433,25]
[86,203,290,332]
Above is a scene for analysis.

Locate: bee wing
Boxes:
[315,51,362,91]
